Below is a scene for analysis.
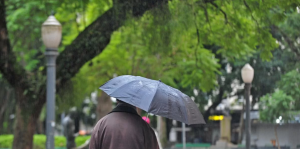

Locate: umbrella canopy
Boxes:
[100,75,205,125]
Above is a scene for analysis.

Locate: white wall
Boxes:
[243,124,300,148]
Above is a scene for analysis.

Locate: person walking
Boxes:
[62,111,78,149]
[89,100,159,149]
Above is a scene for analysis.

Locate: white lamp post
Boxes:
[241,64,254,149]
[42,13,62,149]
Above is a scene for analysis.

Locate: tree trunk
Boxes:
[157,116,167,147]
[56,0,168,88]
[0,88,10,134]
[203,88,224,121]
[12,107,36,149]
[274,125,281,149]
[0,113,4,134]
[12,110,36,149]
[96,91,112,120]
[238,105,245,144]
[0,116,3,134]
[36,119,45,134]
[12,94,44,149]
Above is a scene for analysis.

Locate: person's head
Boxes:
[68,110,76,119]
[116,99,139,112]
[116,99,124,104]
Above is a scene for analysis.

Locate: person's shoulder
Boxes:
[138,118,155,132]
[94,114,110,126]
[94,112,124,124]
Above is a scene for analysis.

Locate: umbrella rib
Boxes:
[164,85,185,122]
[107,79,159,111]
[102,78,138,95]
[173,89,190,124]
[135,81,155,93]
[146,81,161,111]
[106,79,151,96]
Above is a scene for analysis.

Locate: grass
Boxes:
[0,134,90,149]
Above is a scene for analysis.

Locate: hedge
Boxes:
[0,135,90,149]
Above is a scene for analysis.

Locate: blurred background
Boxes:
[0,0,300,149]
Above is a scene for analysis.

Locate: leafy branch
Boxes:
[192,7,200,68]
[56,0,168,89]
[209,1,228,24]
[0,0,33,95]
[243,0,260,28]
[270,25,300,60]
[196,0,228,24]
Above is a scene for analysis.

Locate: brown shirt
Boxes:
[89,103,159,149]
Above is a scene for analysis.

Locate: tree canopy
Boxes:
[66,0,298,106]
[1,0,300,148]
[260,69,300,123]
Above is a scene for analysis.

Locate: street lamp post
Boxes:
[42,13,62,149]
[241,64,254,149]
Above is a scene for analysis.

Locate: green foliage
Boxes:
[0,135,90,149]
[256,9,300,123]
[55,0,112,48]
[0,134,13,148]
[277,69,300,109]
[75,136,91,146]
[201,9,300,115]
[5,0,113,73]
[168,0,279,60]
[6,0,46,71]
[4,0,113,112]
[5,0,300,113]
[60,0,300,112]
[260,90,295,123]
[259,69,300,123]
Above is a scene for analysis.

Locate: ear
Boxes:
[136,107,142,116]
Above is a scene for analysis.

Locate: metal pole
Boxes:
[245,83,251,149]
[46,48,58,149]
[182,122,186,149]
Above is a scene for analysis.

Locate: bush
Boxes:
[75,136,91,146]
[0,135,91,149]
[0,134,13,148]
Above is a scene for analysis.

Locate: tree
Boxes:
[277,70,300,109]
[259,61,300,148]
[259,8,300,122]
[1,0,167,148]
[0,76,15,134]
[260,69,300,120]
[260,90,295,123]
[260,89,295,149]
[1,0,299,148]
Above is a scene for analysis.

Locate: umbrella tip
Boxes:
[159,79,161,82]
